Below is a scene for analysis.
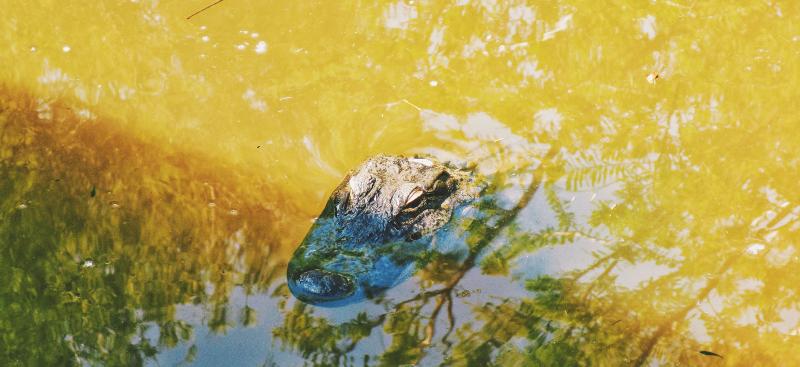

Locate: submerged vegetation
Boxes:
[0,90,298,365]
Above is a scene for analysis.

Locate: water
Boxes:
[1,1,799,365]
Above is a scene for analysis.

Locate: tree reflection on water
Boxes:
[0,90,298,366]
[271,95,799,366]
[3,80,800,365]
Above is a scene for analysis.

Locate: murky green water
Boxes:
[2,1,799,366]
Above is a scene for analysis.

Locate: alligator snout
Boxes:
[289,269,356,302]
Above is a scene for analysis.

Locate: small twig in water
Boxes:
[186,0,225,20]
[401,99,422,111]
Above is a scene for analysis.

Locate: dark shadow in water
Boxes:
[0,87,301,366]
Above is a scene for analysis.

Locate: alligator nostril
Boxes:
[292,269,355,301]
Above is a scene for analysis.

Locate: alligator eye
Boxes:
[430,171,452,194]
[403,187,424,209]
[432,179,449,194]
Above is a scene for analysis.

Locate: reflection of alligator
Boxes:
[287,155,479,306]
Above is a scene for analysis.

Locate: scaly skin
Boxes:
[287,155,478,307]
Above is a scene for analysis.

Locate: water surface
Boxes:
[1,1,799,366]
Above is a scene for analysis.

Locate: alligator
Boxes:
[287,155,480,307]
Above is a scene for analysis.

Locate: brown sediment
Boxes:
[0,84,305,263]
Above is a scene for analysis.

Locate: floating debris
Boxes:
[90,185,96,198]
[646,71,660,84]
[186,0,225,20]
[699,350,723,358]
[16,203,28,210]
[81,260,95,268]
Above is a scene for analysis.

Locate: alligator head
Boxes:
[287,155,477,307]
